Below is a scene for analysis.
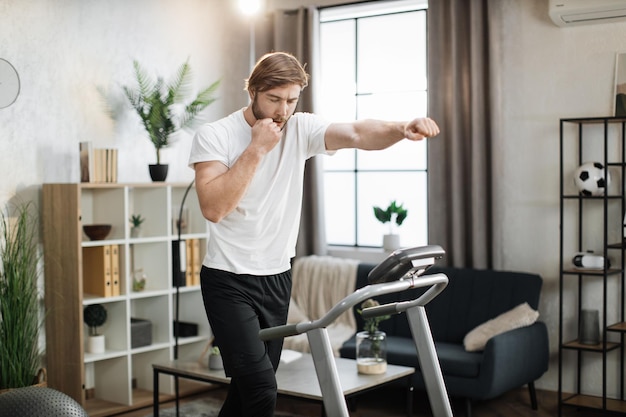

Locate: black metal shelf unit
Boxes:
[558,116,626,415]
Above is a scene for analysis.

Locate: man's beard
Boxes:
[252,96,291,130]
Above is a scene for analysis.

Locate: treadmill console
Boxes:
[367,244,445,284]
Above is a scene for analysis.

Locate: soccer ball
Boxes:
[574,162,611,196]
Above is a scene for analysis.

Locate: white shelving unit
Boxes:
[43,182,212,417]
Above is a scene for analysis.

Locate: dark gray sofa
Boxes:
[339,263,549,417]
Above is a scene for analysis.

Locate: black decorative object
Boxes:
[173,180,195,359]
[579,309,600,345]
[149,164,169,182]
[173,320,198,338]
[83,304,107,336]
[130,318,152,348]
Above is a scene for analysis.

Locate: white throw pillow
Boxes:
[463,302,539,352]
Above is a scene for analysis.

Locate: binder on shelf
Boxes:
[172,240,186,287]
[191,238,201,286]
[83,245,113,297]
[185,239,193,286]
[110,244,120,296]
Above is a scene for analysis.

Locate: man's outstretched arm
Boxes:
[324,117,440,151]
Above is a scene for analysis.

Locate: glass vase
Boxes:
[356,330,387,374]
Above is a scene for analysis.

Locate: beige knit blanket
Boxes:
[284,255,359,356]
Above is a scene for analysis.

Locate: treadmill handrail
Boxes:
[259,273,448,341]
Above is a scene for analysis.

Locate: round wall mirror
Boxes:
[0,59,20,109]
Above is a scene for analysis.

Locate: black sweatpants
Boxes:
[200,266,292,417]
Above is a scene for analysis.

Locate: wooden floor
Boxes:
[112,385,607,417]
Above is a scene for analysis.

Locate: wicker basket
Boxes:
[32,368,47,388]
[0,368,47,394]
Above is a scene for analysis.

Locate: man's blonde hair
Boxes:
[245,52,309,94]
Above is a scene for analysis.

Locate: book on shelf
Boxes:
[78,141,118,183]
[83,245,119,297]
[79,142,94,183]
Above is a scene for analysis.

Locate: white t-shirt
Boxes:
[188,109,331,275]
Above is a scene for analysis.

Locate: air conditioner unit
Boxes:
[549,0,626,26]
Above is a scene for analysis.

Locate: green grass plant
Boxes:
[0,201,42,389]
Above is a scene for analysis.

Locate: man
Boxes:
[188,51,439,417]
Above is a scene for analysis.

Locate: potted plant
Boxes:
[356,298,390,375]
[129,214,145,238]
[122,59,220,181]
[84,304,107,354]
[373,200,408,251]
[208,345,223,370]
[0,201,44,389]
[132,268,147,292]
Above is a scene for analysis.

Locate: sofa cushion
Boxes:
[463,302,539,352]
[435,342,482,378]
[385,338,482,378]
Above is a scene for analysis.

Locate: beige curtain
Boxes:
[427,0,503,269]
[270,7,328,257]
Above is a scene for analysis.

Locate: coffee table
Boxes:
[152,353,415,416]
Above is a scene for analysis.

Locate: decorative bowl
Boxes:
[83,224,112,241]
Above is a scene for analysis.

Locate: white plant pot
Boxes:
[383,234,400,251]
[87,335,105,354]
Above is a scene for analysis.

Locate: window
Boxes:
[318,0,429,248]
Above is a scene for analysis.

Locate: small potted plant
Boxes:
[129,214,145,238]
[208,345,223,370]
[373,200,408,251]
[132,268,147,292]
[122,59,220,182]
[356,298,390,375]
[84,304,107,354]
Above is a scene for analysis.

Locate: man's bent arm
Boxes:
[194,147,264,223]
[195,117,283,223]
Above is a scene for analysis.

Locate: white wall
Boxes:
[2,0,626,397]
[0,0,252,204]
[497,1,626,396]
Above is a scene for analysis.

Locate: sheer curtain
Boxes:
[271,6,328,257]
[427,0,503,269]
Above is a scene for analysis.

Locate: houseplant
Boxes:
[373,200,408,251]
[356,298,390,375]
[129,213,145,238]
[122,59,220,181]
[84,304,107,354]
[0,201,44,389]
[208,345,223,370]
